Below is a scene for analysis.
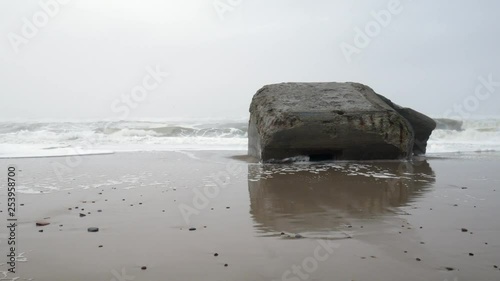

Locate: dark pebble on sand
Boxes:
[189,227,196,231]
[416,258,421,261]
[38,230,43,233]
[68,208,72,210]
[79,213,86,217]
[99,245,103,248]
[141,266,147,270]
[469,253,474,256]
[404,251,408,253]
[461,228,468,232]
[20,204,24,206]
[214,253,219,257]
[445,267,454,271]
[420,242,425,244]
[139,203,143,205]
[36,221,50,227]
[224,264,228,267]
[98,210,102,213]
[226,207,230,209]
[295,234,303,239]
[494,265,498,269]
[88,227,99,233]
[462,187,468,189]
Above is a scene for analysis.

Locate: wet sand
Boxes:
[1,151,500,281]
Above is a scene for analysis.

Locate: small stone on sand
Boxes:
[87,227,99,233]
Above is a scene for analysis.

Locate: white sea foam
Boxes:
[427,119,500,153]
[0,118,498,158]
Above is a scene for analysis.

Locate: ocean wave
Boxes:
[427,119,500,153]
[0,118,499,157]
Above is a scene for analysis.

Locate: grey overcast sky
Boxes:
[1,0,499,121]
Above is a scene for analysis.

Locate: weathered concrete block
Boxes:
[248,82,435,161]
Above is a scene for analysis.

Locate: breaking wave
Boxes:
[0,118,499,158]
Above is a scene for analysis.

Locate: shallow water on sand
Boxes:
[0,151,499,281]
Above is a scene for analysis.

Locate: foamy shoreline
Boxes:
[1,118,499,158]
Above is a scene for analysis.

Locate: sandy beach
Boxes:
[0,151,499,281]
